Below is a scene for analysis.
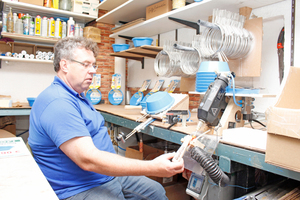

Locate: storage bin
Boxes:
[112,44,130,52]
[132,37,153,47]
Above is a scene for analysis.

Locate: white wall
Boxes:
[0,61,55,102]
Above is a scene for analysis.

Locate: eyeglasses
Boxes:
[70,59,98,71]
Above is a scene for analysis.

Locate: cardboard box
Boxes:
[19,0,43,6]
[83,26,101,35]
[165,181,190,200]
[71,0,98,16]
[0,129,16,138]
[125,144,178,186]
[83,33,101,43]
[265,66,300,172]
[146,0,172,20]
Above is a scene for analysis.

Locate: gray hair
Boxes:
[53,37,99,72]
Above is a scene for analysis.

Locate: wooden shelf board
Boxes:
[96,0,129,11]
[96,0,161,24]
[0,56,53,64]
[110,45,163,59]
[1,33,59,44]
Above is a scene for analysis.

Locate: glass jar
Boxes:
[59,0,71,11]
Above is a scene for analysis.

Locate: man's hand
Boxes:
[150,153,184,177]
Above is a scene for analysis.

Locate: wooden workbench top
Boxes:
[94,104,199,135]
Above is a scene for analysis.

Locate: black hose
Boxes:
[190,146,230,187]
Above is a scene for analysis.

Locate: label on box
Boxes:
[0,137,30,158]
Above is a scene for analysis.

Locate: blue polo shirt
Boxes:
[28,76,115,199]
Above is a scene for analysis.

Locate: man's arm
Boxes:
[60,136,184,177]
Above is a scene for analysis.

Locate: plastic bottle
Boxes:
[29,17,35,36]
[48,17,55,37]
[13,13,17,33]
[41,16,48,37]
[2,12,7,32]
[62,21,67,38]
[74,24,79,37]
[59,0,71,11]
[54,18,61,38]
[35,15,42,36]
[52,0,59,9]
[7,7,14,33]
[67,17,75,37]
[23,13,30,35]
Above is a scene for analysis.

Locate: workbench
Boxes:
[94,104,300,182]
[2,104,300,182]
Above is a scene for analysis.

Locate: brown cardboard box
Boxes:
[165,180,190,200]
[19,0,43,6]
[83,33,101,43]
[83,26,101,35]
[0,129,16,138]
[125,144,178,186]
[265,66,300,172]
[146,0,172,20]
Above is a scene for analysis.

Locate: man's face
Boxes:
[64,48,96,94]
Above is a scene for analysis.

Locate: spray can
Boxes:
[62,21,67,38]
[54,18,61,38]
[29,17,35,36]
[67,17,75,37]
[41,16,48,37]
[2,12,7,32]
[23,13,30,35]
[48,17,55,37]
[35,15,42,36]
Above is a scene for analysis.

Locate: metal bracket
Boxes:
[118,35,133,41]
[168,17,220,35]
[168,17,200,34]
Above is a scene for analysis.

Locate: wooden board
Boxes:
[112,18,145,33]
[228,17,263,77]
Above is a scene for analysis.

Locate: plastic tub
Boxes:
[132,37,153,47]
[112,44,130,52]
[146,91,174,115]
[27,97,36,106]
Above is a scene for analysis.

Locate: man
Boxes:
[28,37,184,200]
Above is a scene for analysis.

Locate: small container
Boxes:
[59,0,71,11]
[132,37,153,47]
[23,13,30,35]
[27,97,36,107]
[74,24,79,37]
[112,44,130,52]
[67,17,75,37]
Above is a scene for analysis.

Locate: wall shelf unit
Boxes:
[110,45,162,69]
[103,0,284,38]
[2,0,97,24]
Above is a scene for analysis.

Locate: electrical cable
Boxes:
[230,73,242,107]
[16,130,29,137]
